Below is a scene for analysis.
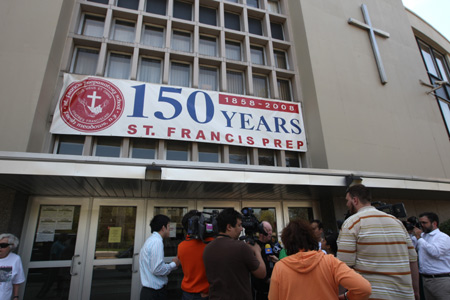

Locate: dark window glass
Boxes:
[95,137,122,157]
[117,0,139,10]
[247,0,259,8]
[229,146,247,164]
[225,12,240,31]
[258,149,275,166]
[167,141,189,161]
[285,151,300,167]
[146,0,167,15]
[131,139,157,159]
[199,6,216,26]
[173,0,192,21]
[199,144,219,162]
[270,22,284,40]
[248,18,262,35]
[88,0,109,4]
[57,135,85,155]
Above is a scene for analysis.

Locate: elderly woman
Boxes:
[268,220,371,300]
[0,233,25,300]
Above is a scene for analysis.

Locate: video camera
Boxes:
[371,201,407,219]
[239,207,267,245]
[187,210,219,242]
[404,216,421,231]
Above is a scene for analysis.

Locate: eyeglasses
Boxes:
[0,243,12,248]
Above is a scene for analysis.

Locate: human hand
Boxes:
[413,227,423,239]
[172,257,180,267]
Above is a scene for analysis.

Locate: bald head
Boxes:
[259,221,273,243]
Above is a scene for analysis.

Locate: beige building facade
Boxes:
[1,0,450,298]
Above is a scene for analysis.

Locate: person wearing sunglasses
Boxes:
[0,233,25,300]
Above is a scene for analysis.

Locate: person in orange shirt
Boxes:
[177,210,211,300]
[268,220,371,300]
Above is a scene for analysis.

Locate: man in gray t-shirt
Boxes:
[203,208,265,300]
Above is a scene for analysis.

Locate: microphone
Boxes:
[265,244,273,255]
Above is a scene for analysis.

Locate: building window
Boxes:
[227,70,245,95]
[56,135,84,155]
[270,22,284,40]
[172,30,192,52]
[267,0,280,14]
[199,66,218,91]
[274,50,288,69]
[225,12,240,31]
[277,78,292,101]
[417,39,450,136]
[199,143,220,162]
[170,62,191,87]
[141,25,164,48]
[94,137,122,157]
[247,0,259,9]
[88,0,108,4]
[285,151,300,167]
[72,47,99,75]
[248,17,263,36]
[131,139,156,159]
[250,45,265,65]
[166,141,189,161]
[199,35,217,57]
[229,146,248,164]
[173,0,192,21]
[80,14,105,38]
[226,40,242,61]
[199,6,217,26]
[146,0,167,15]
[106,53,131,79]
[258,149,275,166]
[138,57,162,83]
[226,0,239,3]
[111,19,135,43]
[117,0,139,10]
[253,74,268,98]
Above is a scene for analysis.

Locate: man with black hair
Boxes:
[139,214,180,300]
[177,210,211,300]
[203,208,266,300]
[310,220,325,253]
[413,212,450,300]
[337,184,419,300]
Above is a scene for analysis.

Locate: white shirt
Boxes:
[417,228,450,275]
[0,252,25,300]
[139,232,177,289]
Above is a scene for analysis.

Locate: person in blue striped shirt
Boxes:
[139,214,180,300]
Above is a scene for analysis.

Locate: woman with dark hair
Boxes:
[268,220,371,300]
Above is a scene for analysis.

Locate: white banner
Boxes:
[50,74,307,152]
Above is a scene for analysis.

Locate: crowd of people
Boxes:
[139,184,450,300]
[1,184,450,300]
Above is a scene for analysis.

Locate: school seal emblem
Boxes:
[60,77,124,132]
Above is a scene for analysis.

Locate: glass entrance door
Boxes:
[81,199,145,300]
[21,197,90,300]
[20,198,145,300]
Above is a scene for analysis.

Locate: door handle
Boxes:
[132,253,139,273]
[70,254,80,276]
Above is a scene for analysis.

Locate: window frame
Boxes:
[226,69,246,95]
[277,78,293,101]
[199,6,217,26]
[225,40,242,61]
[224,12,241,31]
[274,49,288,69]
[105,51,132,79]
[138,56,163,84]
[253,73,269,98]
[199,65,219,91]
[170,61,192,87]
[199,35,218,57]
[270,22,284,40]
[171,29,192,53]
[71,46,100,75]
[248,17,263,36]
[110,18,136,43]
[79,13,105,38]
[173,0,193,21]
[250,45,266,65]
[141,24,165,48]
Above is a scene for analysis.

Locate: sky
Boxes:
[402,0,450,41]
